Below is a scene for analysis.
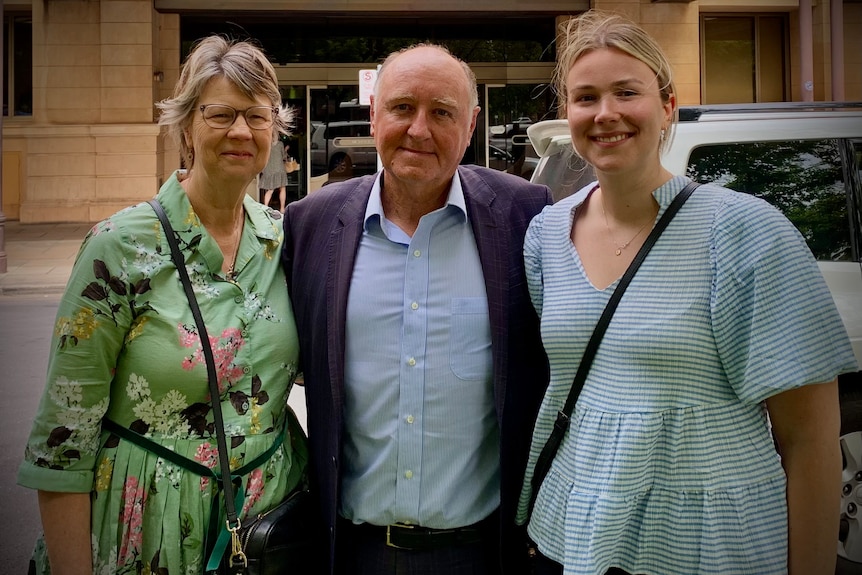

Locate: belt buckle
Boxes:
[385,524,414,549]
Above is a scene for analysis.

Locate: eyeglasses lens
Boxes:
[201,105,274,130]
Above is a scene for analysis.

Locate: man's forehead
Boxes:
[382,90,459,107]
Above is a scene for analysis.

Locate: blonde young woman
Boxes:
[18,36,308,575]
[518,11,857,575]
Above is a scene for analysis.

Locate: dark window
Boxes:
[325,123,370,139]
[180,15,555,64]
[701,15,787,104]
[3,13,33,117]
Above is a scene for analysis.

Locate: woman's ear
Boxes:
[664,93,676,126]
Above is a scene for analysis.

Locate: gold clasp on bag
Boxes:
[228,520,248,569]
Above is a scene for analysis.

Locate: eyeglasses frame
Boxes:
[198,104,279,130]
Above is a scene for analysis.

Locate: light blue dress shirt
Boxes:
[340,172,499,529]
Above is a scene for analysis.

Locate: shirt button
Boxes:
[410,302,419,310]
[405,415,415,424]
[413,250,421,257]
[407,357,416,367]
[405,470,413,479]
[242,365,251,374]
[234,296,243,304]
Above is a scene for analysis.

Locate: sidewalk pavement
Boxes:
[0,220,91,297]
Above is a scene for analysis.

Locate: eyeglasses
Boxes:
[198,104,277,130]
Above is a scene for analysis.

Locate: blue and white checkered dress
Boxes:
[517,176,858,575]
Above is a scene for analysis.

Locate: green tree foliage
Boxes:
[686,140,851,260]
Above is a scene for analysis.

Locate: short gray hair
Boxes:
[373,43,479,109]
[156,35,293,165]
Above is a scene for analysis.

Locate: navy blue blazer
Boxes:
[282,165,551,573]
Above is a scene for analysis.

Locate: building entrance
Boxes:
[270,79,554,210]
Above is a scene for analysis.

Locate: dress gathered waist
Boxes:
[102,418,286,480]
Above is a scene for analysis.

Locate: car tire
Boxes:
[839,381,862,574]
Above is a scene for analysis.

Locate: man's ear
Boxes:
[467,105,481,142]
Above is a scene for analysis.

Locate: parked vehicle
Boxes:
[309,120,378,183]
[489,117,534,157]
[528,101,862,573]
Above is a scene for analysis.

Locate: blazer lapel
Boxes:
[461,169,510,418]
[327,181,373,407]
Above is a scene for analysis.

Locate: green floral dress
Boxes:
[17,172,307,575]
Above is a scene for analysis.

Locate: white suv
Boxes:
[527,102,862,573]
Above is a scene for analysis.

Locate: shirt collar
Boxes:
[364,170,468,235]
[568,174,692,210]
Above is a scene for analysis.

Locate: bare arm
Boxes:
[766,379,841,575]
[37,490,92,575]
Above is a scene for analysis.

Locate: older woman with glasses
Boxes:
[17,35,309,575]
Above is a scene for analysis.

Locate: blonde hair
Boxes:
[156,35,293,166]
[374,43,479,109]
[555,11,677,153]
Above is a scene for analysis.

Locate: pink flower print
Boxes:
[212,328,245,392]
[196,442,219,492]
[242,468,264,516]
[179,325,246,394]
[179,324,203,371]
[118,476,146,564]
[178,323,199,347]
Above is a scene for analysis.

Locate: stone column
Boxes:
[0,5,6,273]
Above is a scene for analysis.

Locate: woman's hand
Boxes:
[38,491,93,575]
[766,380,841,575]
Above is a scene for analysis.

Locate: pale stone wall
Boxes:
[788,10,802,102]
[639,2,701,105]
[155,11,182,180]
[810,0,859,101]
[555,1,701,113]
[784,0,857,103]
[3,0,860,224]
[812,0,829,101]
[16,0,171,223]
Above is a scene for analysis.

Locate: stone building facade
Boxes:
[2,0,860,223]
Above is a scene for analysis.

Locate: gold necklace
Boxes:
[225,209,244,278]
[600,196,653,256]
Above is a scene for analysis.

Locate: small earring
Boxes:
[660,128,666,143]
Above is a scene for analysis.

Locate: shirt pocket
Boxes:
[449,297,493,381]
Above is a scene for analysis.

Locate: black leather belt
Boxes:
[339,514,494,551]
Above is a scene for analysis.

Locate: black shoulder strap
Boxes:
[528,181,700,517]
[147,199,245,570]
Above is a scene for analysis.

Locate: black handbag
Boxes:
[231,488,317,575]
[147,199,317,575]
[527,181,700,518]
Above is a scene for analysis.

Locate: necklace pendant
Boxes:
[615,248,622,256]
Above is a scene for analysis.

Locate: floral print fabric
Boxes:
[18,172,307,574]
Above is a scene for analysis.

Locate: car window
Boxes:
[686,139,853,262]
[325,123,371,139]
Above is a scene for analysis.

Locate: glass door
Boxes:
[485,84,553,180]
[308,85,377,193]
[282,85,307,204]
